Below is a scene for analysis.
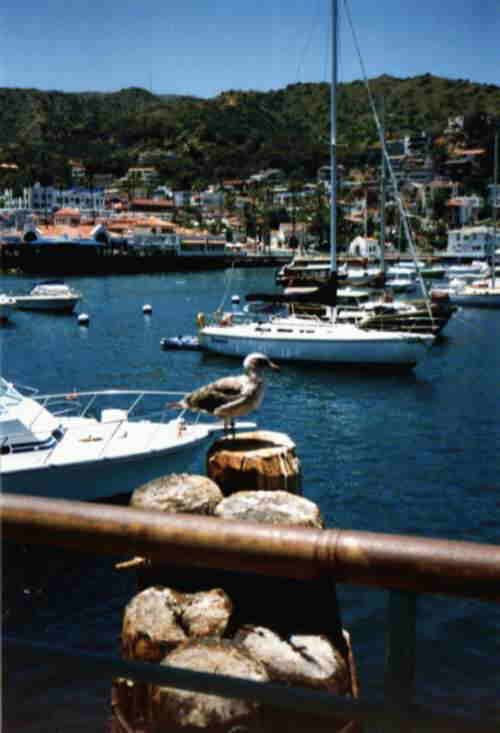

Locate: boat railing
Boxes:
[24,390,194,451]
[2,493,498,733]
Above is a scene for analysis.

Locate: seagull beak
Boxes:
[268,360,280,371]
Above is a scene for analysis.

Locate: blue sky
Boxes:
[1,0,498,97]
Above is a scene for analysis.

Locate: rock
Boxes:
[234,626,349,695]
[151,638,269,731]
[121,586,232,662]
[131,473,223,515]
[214,490,323,529]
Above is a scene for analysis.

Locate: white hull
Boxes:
[14,296,80,312]
[0,382,245,501]
[199,320,433,368]
[1,434,211,500]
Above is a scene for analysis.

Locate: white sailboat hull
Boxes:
[199,321,433,368]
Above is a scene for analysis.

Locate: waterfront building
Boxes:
[29,183,105,215]
[442,224,500,259]
[487,183,500,211]
[445,195,483,227]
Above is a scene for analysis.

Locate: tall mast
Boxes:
[330,0,338,275]
[492,129,498,288]
[379,96,386,276]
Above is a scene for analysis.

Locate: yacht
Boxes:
[0,378,252,500]
[13,281,81,313]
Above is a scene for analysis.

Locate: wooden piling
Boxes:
[206,430,302,495]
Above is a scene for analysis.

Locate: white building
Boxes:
[29,184,105,214]
[444,225,500,259]
[487,184,500,211]
[348,235,381,259]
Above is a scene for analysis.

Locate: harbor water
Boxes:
[2,268,499,730]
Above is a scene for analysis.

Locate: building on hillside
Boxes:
[487,184,500,212]
[444,149,485,179]
[445,196,483,227]
[348,235,381,259]
[129,198,174,217]
[29,184,105,214]
[275,222,309,249]
[69,160,86,181]
[445,116,464,134]
[54,208,81,226]
[173,191,192,207]
[125,166,158,184]
[442,225,500,259]
[248,169,284,185]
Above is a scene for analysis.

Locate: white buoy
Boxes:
[77,313,89,325]
[231,295,240,305]
[143,304,153,314]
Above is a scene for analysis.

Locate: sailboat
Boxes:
[197,0,435,370]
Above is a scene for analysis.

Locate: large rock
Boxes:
[235,626,349,695]
[214,490,323,529]
[151,638,269,732]
[121,586,232,662]
[131,473,223,515]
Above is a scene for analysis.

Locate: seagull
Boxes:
[169,353,279,434]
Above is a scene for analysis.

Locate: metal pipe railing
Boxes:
[2,493,499,601]
[4,636,497,733]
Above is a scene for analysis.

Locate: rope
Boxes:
[342,0,435,328]
[216,259,236,313]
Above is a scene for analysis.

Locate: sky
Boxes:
[1,0,498,97]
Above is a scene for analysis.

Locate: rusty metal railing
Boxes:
[2,492,499,732]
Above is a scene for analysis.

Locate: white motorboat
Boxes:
[0,378,253,500]
[0,294,17,321]
[444,261,490,282]
[385,272,417,293]
[197,1,435,371]
[13,280,82,313]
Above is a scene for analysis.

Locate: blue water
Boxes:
[2,268,499,730]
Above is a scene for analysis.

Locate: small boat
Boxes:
[431,279,500,308]
[444,261,489,282]
[13,280,81,313]
[385,272,417,293]
[0,294,17,322]
[160,335,201,351]
[0,377,253,500]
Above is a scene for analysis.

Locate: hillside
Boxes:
[0,74,498,187]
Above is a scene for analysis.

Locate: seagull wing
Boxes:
[185,376,248,414]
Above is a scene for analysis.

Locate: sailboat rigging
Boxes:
[197,0,435,369]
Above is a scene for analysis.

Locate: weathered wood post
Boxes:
[206,430,301,494]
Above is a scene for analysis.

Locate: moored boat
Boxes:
[13,280,82,313]
[0,378,253,500]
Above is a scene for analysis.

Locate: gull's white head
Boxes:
[243,352,279,372]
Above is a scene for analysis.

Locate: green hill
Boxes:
[0,75,498,188]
